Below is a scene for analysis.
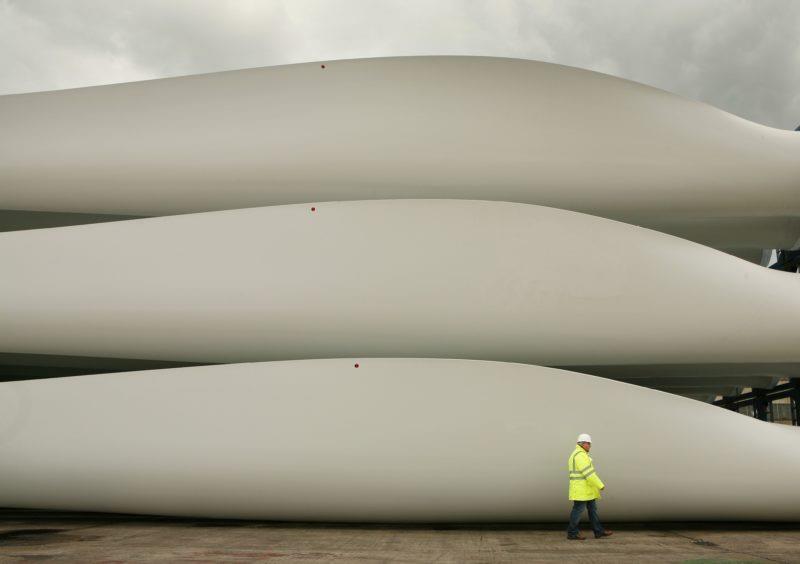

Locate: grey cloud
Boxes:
[540,0,800,130]
[1,0,798,128]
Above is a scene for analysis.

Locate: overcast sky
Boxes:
[1,0,798,129]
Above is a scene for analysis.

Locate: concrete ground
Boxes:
[0,510,798,563]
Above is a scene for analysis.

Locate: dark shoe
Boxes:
[594,531,613,539]
[567,535,586,540]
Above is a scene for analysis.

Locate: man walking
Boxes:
[567,433,613,540]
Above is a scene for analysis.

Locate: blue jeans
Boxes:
[567,499,604,538]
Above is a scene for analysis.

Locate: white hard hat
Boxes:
[577,433,592,443]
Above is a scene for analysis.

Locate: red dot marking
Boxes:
[311,207,316,212]
[354,363,360,368]
[321,64,326,69]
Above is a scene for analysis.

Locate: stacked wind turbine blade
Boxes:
[1,57,799,256]
[1,199,799,369]
[1,359,799,522]
[1,57,798,521]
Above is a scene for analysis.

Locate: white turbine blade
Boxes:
[0,359,797,521]
[1,200,798,366]
[1,57,798,249]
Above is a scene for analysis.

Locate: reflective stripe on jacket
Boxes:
[568,445,605,501]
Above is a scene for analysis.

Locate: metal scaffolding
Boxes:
[714,378,800,425]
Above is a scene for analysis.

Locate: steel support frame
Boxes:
[715,378,800,426]
[769,249,800,273]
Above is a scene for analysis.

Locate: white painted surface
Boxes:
[1,200,798,366]
[1,57,798,249]
[0,359,797,521]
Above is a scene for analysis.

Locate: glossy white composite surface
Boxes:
[1,200,798,367]
[0,359,798,521]
[1,57,798,250]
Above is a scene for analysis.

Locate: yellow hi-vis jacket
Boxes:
[568,445,605,501]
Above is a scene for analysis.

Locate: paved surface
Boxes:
[0,510,798,563]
